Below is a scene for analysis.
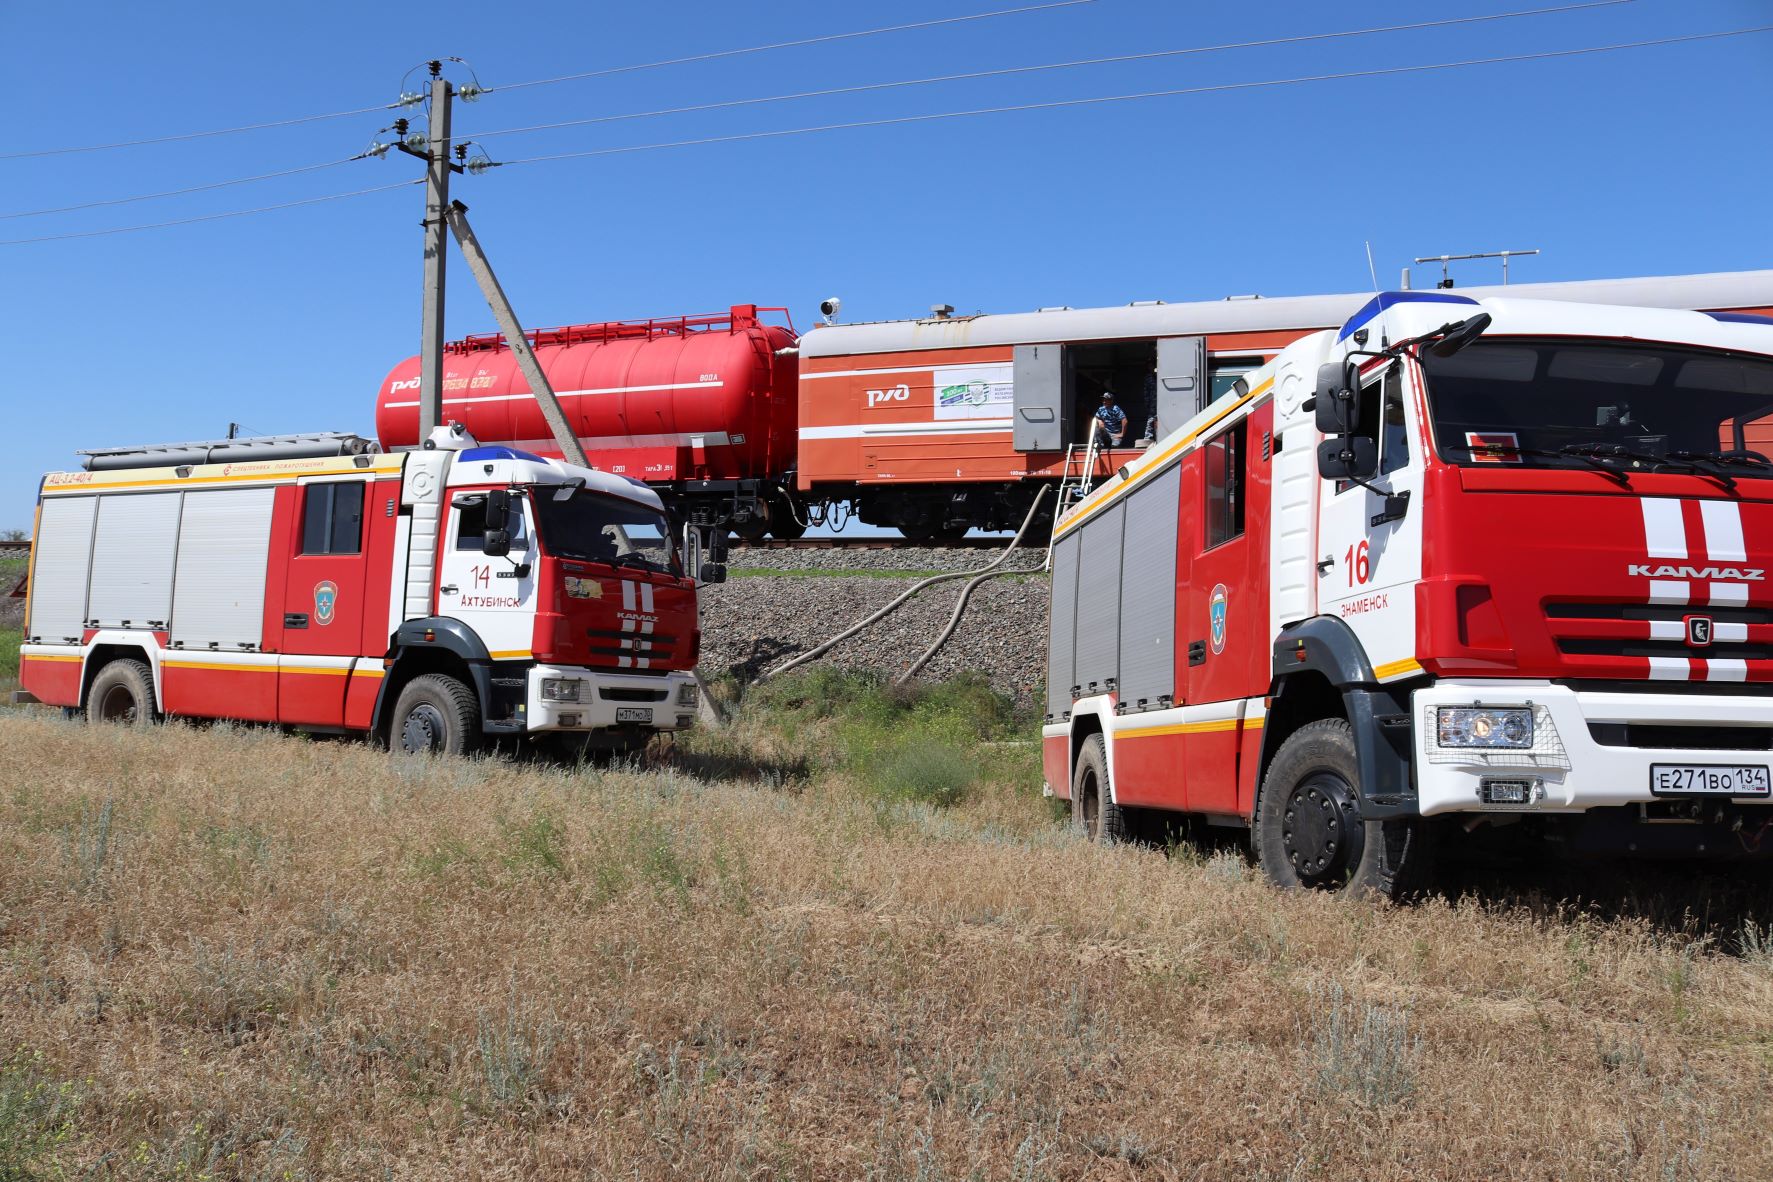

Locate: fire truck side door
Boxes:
[279,478,371,727]
[1314,363,1424,673]
[1184,407,1273,813]
[437,492,538,661]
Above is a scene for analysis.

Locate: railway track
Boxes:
[729,536,1026,551]
[0,544,28,561]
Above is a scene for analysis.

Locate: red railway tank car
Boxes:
[376,305,804,537]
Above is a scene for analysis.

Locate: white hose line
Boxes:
[894,558,1049,684]
[753,485,1051,686]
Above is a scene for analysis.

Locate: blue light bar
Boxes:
[1337,291,1478,342]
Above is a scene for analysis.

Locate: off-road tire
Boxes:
[86,658,159,726]
[391,673,481,757]
[1253,718,1427,899]
[1071,734,1129,843]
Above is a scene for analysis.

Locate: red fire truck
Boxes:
[1043,293,1773,894]
[16,426,700,755]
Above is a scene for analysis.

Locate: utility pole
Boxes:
[444,200,588,467]
[399,61,455,439]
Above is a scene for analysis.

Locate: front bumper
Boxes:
[1414,680,1773,816]
[525,664,698,733]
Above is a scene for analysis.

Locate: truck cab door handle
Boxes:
[1316,556,1335,575]
[440,584,458,594]
[1188,640,1207,666]
[284,613,308,629]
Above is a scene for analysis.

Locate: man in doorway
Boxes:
[1092,391,1128,450]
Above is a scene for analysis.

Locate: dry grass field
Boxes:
[4,674,1773,1180]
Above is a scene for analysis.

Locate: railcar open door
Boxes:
[1155,336,1206,439]
[1013,343,1071,452]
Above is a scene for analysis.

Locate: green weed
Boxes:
[0,1048,79,1180]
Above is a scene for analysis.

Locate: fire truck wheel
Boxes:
[1071,734,1128,843]
[392,674,481,757]
[86,658,159,726]
[1254,719,1418,899]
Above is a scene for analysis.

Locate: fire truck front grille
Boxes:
[1546,601,1773,671]
[584,626,682,666]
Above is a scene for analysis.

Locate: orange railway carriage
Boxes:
[793,271,1773,539]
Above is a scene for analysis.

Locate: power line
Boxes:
[0,157,364,221]
[467,0,1637,142]
[6,24,1761,249]
[497,27,1773,168]
[0,180,420,247]
[0,103,400,162]
[491,0,1100,94]
[1,2,1089,163]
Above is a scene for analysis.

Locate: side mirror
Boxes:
[708,532,730,565]
[1313,361,1362,434]
[486,489,511,518]
[482,527,511,557]
[1317,435,1378,482]
[700,562,728,585]
[1428,312,1493,357]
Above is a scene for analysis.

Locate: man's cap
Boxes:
[1101,391,1116,401]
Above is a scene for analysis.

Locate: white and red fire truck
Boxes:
[16,425,701,754]
[1043,292,1773,894]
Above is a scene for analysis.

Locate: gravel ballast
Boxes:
[725,543,1035,575]
[698,558,1052,706]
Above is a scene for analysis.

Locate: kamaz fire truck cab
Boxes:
[1043,293,1773,895]
[18,425,700,756]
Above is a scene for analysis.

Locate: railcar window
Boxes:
[1208,358,1263,404]
[1204,421,1246,548]
[300,482,365,556]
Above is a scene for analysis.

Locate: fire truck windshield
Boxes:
[531,490,681,575]
[1420,339,1773,477]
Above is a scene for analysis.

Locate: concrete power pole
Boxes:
[414,63,453,438]
[444,200,589,468]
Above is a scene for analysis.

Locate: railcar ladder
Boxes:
[1046,433,1103,569]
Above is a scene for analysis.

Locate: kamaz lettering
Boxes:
[1627,564,1765,581]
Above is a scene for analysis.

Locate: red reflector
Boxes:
[424,630,435,642]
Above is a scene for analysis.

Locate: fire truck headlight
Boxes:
[677,682,699,708]
[1436,706,1534,749]
[541,678,582,703]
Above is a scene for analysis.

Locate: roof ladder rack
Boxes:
[78,432,379,472]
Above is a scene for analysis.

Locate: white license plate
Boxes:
[615,707,652,724]
[1649,764,1771,797]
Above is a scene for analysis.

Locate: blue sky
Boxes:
[6,0,1770,528]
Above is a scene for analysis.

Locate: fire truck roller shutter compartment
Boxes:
[88,492,181,628]
[1116,463,1182,710]
[1073,502,1127,696]
[170,488,276,650]
[1046,531,1082,721]
[28,496,98,643]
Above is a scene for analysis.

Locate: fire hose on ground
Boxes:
[751,485,1052,689]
